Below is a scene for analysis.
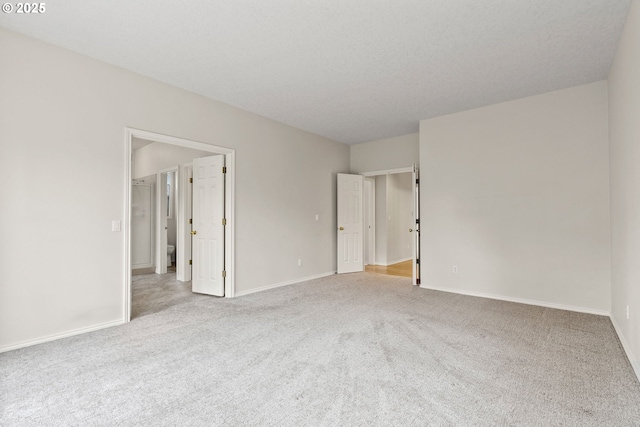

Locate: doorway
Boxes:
[363,167,418,282]
[124,128,236,322]
[365,261,413,277]
[336,166,420,284]
[155,167,178,275]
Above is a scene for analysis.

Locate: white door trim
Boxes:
[124,128,236,322]
[362,167,413,177]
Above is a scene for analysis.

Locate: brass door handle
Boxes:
[191,230,197,235]
[409,229,413,232]
[338,227,344,231]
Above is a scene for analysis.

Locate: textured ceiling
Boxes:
[0,0,632,144]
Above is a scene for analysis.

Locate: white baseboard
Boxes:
[235,271,336,297]
[419,284,610,317]
[0,319,125,354]
[132,262,154,270]
[378,257,412,267]
[610,315,640,382]
[420,284,638,382]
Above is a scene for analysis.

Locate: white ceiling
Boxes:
[0,0,632,144]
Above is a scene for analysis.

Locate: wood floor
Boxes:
[365,260,412,278]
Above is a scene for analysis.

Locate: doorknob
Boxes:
[338,227,344,231]
[191,230,197,235]
[409,229,413,232]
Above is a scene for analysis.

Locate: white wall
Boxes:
[350,133,418,174]
[420,81,611,313]
[0,29,349,351]
[131,183,155,268]
[608,0,640,377]
[132,141,211,179]
[375,176,388,265]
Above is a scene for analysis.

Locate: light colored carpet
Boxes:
[131,270,202,319]
[1,273,639,426]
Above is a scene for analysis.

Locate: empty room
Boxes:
[1,1,639,425]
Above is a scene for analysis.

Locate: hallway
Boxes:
[365,260,412,278]
[131,270,203,319]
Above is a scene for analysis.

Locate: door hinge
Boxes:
[416,179,419,184]
[189,259,192,265]
[189,218,192,224]
[416,219,420,225]
[222,218,227,226]
[222,270,227,278]
[222,166,227,174]
[189,178,193,183]
[416,258,420,265]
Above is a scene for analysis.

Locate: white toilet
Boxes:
[167,245,175,266]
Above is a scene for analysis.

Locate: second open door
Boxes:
[191,155,225,296]
[337,173,364,274]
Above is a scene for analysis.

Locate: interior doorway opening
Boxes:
[365,260,413,278]
[124,128,236,322]
[363,166,420,284]
[336,166,420,285]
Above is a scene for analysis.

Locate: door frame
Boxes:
[361,166,418,285]
[124,128,236,322]
[177,163,193,283]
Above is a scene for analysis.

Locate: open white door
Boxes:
[412,165,421,286]
[192,155,225,296]
[155,172,168,274]
[337,173,364,274]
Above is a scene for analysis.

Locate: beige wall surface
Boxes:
[608,0,640,377]
[350,133,418,174]
[375,175,388,265]
[0,29,349,350]
[420,81,611,313]
[132,142,211,179]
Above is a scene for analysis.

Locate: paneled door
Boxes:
[192,155,225,296]
[337,173,364,274]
